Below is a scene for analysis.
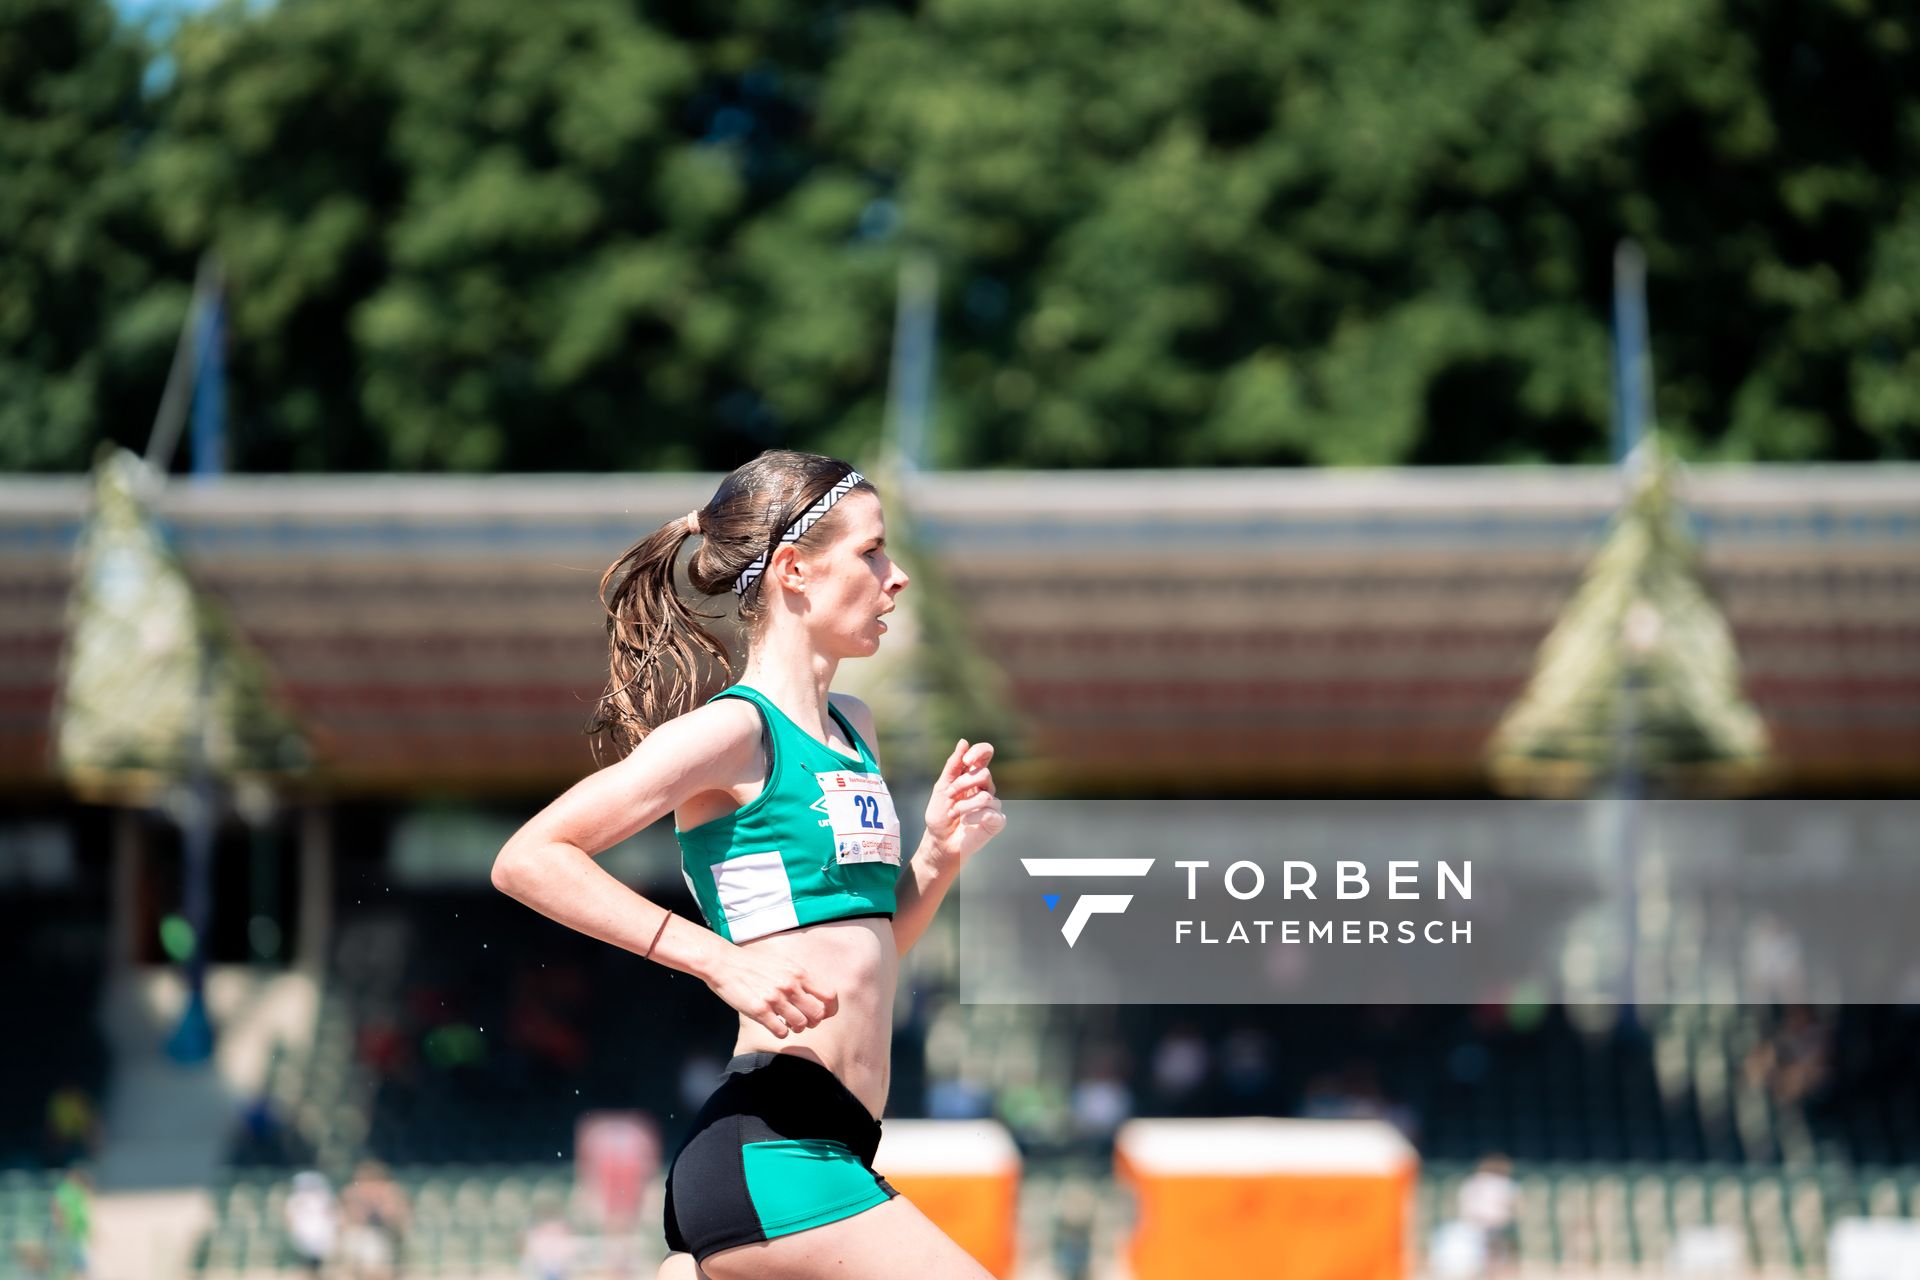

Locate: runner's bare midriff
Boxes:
[729,915,897,1121]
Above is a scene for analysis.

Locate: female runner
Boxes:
[491,450,1007,1279]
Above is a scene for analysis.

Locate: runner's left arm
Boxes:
[895,738,1004,957]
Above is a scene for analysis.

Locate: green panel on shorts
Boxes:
[740,1138,889,1238]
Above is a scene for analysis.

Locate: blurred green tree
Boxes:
[3,0,1915,470]
[130,0,901,471]
[827,0,1919,466]
[0,0,172,468]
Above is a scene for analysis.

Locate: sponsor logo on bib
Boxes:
[812,770,901,866]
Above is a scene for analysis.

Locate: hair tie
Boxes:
[683,511,700,535]
[733,469,865,598]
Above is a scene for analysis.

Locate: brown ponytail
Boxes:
[586,449,876,762]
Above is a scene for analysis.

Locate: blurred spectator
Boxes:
[1069,1081,1128,1137]
[1456,1154,1517,1274]
[1069,1045,1133,1141]
[519,1195,577,1280]
[285,1171,338,1275]
[1745,1005,1832,1107]
[236,1091,300,1166]
[49,1166,91,1280]
[44,1084,99,1166]
[1219,1026,1274,1105]
[1050,1180,1096,1280]
[996,1079,1069,1145]
[1301,1062,1417,1141]
[1149,1024,1208,1111]
[1428,1222,1487,1280]
[339,1160,409,1280]
[926,1076,992,1120]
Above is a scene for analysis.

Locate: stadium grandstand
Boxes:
[1,464,1917,1278]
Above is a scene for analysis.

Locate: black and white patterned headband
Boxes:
[732,469,867,598]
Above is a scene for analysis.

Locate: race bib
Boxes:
[813,770,902,866]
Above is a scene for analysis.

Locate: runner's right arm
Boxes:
[490,701,836,1036]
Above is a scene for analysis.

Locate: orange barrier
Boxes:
[873,1120,1021,1278]
[1116,1118,1417,1280]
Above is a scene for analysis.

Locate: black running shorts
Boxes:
[663,1051,899,1261]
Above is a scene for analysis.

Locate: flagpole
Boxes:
[1610,241,1650,1026]
[886,252,938,473]
[166,258,228,1063]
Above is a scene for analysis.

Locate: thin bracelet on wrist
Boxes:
[641,910,672,960]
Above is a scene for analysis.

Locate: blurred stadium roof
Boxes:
[1,466,1914,796]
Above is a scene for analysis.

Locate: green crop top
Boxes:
[674,685,904,943]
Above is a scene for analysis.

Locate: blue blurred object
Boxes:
[190,282,225,481]
[1610,239,1651,467]
[165,986,214,1064]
